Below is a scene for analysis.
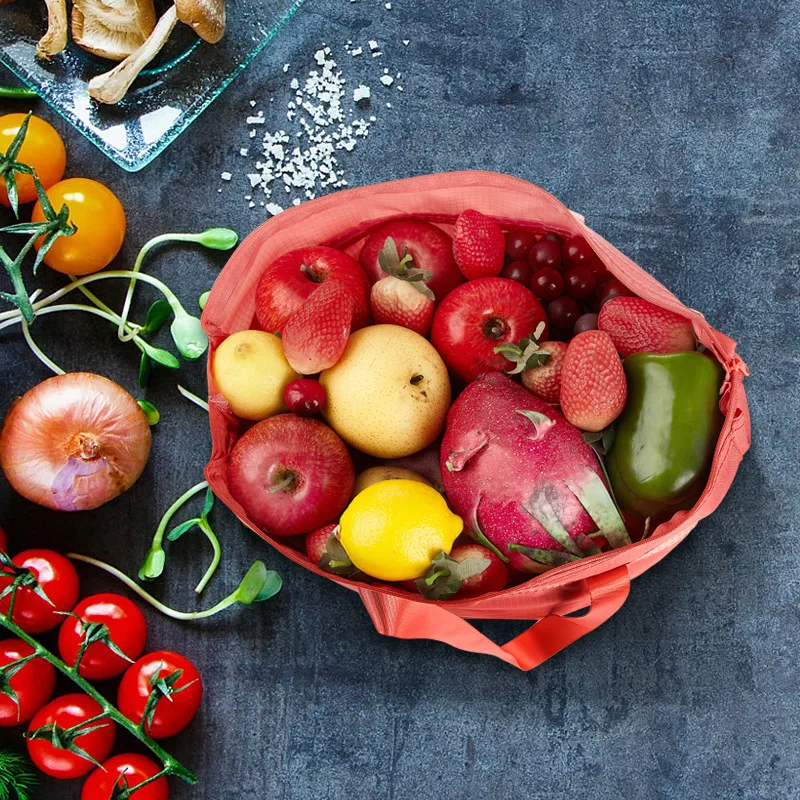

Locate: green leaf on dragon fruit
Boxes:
[468,508,509,564]
[318,530,364,579]
[515,409,555,441]
[522,489,585,557]
[565,468,631,549]
[583,426,616,456]
[414,550,490,600]
[507,543,582,567]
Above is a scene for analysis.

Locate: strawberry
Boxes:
[452,209,505,280]
[521,340,567,404]
[369,237,435,335]
[560,330,627,432]
[598,296,695,357]
[281,279,354,374]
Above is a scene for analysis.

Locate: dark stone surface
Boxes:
[1,0,797,797]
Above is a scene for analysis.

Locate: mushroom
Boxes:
[175,0,225,45]
[36,0,68,60]
[72,0,157,62]
[88,0,226,105]
[88,4,177,104]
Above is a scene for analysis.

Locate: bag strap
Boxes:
[357,565,630,670]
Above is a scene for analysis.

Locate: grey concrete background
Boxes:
[1,0,798,798]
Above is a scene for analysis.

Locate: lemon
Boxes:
[339,480,463,581]
[212,330,300,421]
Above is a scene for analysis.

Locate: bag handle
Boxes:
[357,565,630,670]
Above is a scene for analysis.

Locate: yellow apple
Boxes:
[212,330,300,421]
[320,324,451,458]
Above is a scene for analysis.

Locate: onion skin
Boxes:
[0,373,151,511]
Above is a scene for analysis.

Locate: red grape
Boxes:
[501,260,534,285]
[563,237,595,269]
[505,230,537,261]
[563,264,596,299]
[530,267,564,301]
[546,296,580,330]
[529,239,562,272]
[573,312,599,335]
[595,276,632,307]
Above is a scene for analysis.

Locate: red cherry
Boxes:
[588,257,608,279]
[505,230,537,261]
[530,267,564,301]
[528,239,562,272]
[501,260,533,285]
[573,312,599,335]
[563,264,596,299]
[284,379,327,416]
[595,276,632,307]
[562,237,595,269]
[546,295,580,331]
[540,232,563,245]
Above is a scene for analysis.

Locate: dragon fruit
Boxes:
[440,372,630,573]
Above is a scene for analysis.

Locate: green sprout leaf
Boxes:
[136,400,160,426]
[170,313,208,360]
[135,339,180,369]
[196,227,238,250]
[138,545,166,581]
[138,352,152,388]
[142,300,173,336]
[235,561,283,604]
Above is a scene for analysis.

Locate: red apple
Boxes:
[447,544,509,598]
[430,277,548,383]
[358,219,464,304]
[255,246,371,334]
[228,415,354,537]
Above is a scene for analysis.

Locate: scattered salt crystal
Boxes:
[239,148,249,156]
[385,2,392,8]
[220,171,232,180]
[248,201,256,208]
[402,39,409,46]
[353,85,371,102]
[236,43,406,214]
[397,86,404,92]
[249,100,257,107]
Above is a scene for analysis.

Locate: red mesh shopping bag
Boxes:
[202,171,751,670]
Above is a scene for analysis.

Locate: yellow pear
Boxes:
[320,324,450,458]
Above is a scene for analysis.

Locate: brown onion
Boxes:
[0,372,151,511]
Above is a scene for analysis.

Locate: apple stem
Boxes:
[269,472,298,494]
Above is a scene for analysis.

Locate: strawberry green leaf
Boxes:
[414,550,490,600]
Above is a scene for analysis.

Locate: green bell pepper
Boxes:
[607,351,724,519]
